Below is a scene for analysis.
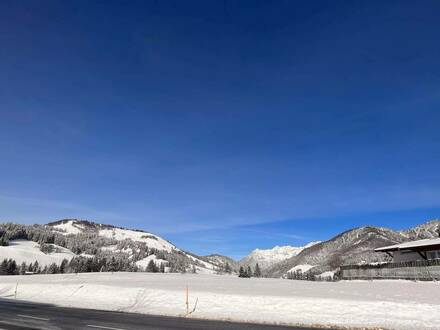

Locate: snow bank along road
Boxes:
[0,273,439,330]
[0,299,314,330]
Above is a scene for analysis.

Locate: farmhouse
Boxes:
[374,238,440,262]
[341,237,440,280]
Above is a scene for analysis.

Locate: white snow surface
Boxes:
[135,255,167,269]
[0,273,439,330]
[316,271,335,279]
[243,241,320,269]
[287,264,316,273]
[98,228,176,252]
[375,237,440,251]
[50,220,84,235]
[0,240,75,266]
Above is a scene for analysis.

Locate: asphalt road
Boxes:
[0,299,321,330]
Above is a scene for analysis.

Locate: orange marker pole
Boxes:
[185,285,189,314]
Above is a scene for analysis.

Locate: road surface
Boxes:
[0,299,322,330]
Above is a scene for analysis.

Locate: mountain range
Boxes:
[239,242,321,270]
[1,218,439,278]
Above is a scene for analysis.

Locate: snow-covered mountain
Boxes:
[2,218,439,277]
[400,219,440,240]
[203,254,239,272]
[240,242,320,270]
[0,219,218,274]
[266,220,440,278]
[49,219,177,252]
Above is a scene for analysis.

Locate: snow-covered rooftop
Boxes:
[375,238,440,252]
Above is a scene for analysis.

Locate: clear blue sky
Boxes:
[1,1,440,259]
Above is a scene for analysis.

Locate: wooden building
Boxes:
[374,238,440,262]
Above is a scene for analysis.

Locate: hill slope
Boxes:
[0,219,217,274]
[266,220,440,278]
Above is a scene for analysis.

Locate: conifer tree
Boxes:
[60,259,68,274]
[48,263,59,274]
[238,266,245,277]
[33,261,40,274]
[246,266,252,278]
[254,263,261,277]
[20,262,27,275]
[224,262,232,274]
[7,259,17,275]
[146,260,158,272]
[0,235,9,246]
[0,259,8,275]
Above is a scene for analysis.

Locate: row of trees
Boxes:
[286,270,316,281]
[286,270,338,281]
[0,259,18,275]
[0,256,174,276]
[238,263,262,278]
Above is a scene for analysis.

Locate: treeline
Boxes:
[0,258,67,275]
[0,256,131,275]
[238,263,262,278]
[212,262,233,275]
[286,270,316,281]
[0,255,172,276]
[286,269,338,281]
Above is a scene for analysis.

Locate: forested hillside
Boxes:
[0,219,227,275]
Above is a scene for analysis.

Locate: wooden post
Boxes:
[185,285,189,314]
[14,283,18,299]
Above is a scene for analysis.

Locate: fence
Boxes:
[341,259,440,280]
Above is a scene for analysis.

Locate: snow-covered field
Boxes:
[0,273,439,329]
[0,240,75,266]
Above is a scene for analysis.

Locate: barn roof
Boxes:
[375,238,440,252]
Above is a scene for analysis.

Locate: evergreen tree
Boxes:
[238,266,245,277]
[146,260,158,272]
[108,257,118,272]
[60,259,68,274]
[224,262,232,274]
[7,259,18,275]
[33,261,40,274]
[48,263,59,274]
[0,235,9,246]
[246,266,252,278]
[0,259,8,275]
[20,262,27,275]
[254,263,261,277]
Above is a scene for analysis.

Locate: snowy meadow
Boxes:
[0,273,439,330]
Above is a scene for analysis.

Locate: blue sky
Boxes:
[1,1,440,259]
